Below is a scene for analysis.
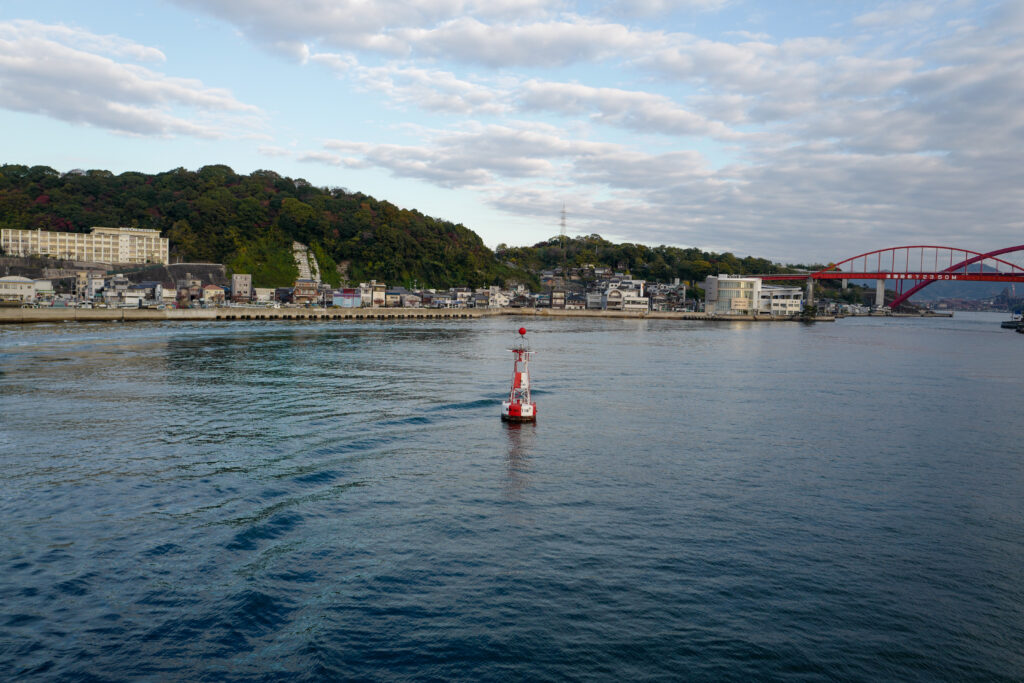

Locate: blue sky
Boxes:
[1,0,1021,264]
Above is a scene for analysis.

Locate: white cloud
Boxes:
[312,54,511,114]
[854,2,936,27]
[0,19,167,62]
[0,21,261,138]
[147,1,1024,257]
[258,145,293,157]
[396,16,658,67]
[518,80,740,138]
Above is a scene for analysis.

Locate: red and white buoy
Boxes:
[501,327,537,422]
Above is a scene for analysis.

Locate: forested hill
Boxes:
[0,164,532,289]
[498,234,804,284]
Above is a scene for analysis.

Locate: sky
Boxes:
[1,0,1022,265]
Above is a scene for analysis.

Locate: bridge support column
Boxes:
[841,278,848,290]
[805,277,814,305]
[875,279,885,308]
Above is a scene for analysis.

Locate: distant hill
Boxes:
[497,234,803,283]
[0,164,533,289]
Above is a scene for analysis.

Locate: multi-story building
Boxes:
[703,275,761,314]
[1,227,169,265]
[292,279,319,304]
[231,274,252,302]
[758,285,804,316]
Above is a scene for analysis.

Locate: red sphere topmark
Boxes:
[518,327,527,336]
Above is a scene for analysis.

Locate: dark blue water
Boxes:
[2,313,1023,680]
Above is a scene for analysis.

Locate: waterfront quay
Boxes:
[0,306,838,324]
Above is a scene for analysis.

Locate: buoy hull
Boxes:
[501,400,536,422]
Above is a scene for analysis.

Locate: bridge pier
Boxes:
[805,277,814,306]
[875,279,886,308]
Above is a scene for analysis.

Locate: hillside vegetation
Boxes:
[498,234,804,284]
[0,164,531,288]
[0,163,813,291]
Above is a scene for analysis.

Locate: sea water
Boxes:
[1,313,1022,680]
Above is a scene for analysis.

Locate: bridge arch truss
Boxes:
[809,244,1024,309]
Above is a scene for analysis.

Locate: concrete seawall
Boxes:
[0,307,484,324]
[0,306,835,324]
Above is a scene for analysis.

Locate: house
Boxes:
[429,293,454,308]
[565,293,587,310]
[130,281,163,304]
[487,287,510,308]
[176,278,203,302]
[550,289,566,309]
[202,284,225,305]
[333,288,361,307]
[0,275,35,302]
[603,288,624,311]
[33,279,54,303]
[103,274,131,306]
[509,293,535,308]
[253,287,277,303]
[292,278,319,304]
[274,287,294,304]
[622,291,649,313]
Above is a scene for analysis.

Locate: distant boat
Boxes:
[1001,311,1022,329]
[501,327,537,423]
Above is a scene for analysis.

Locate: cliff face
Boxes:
[0,164,531,289]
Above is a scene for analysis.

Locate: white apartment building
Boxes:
[703,275,761,314]
[0,227,169,265]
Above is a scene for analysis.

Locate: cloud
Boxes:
[170,0,1024,259]
[312,54,511,115]
[258,145,293,157]
[297,151,343,165]
[518,80,740,138]
[0,19,168,62]
[0,20,261,138]
[322,123,584,187]
[396,16,660,67]
[853,2,936,27]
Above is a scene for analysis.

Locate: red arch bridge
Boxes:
[759,244,1024,309]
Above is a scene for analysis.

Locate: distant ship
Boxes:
[501,327,537,422]
[1001,311,1022,329]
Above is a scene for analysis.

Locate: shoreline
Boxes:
[0,306,843,324]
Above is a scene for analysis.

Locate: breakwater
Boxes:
[0,307,836,324]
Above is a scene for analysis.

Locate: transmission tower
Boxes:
[560,203,567,281]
